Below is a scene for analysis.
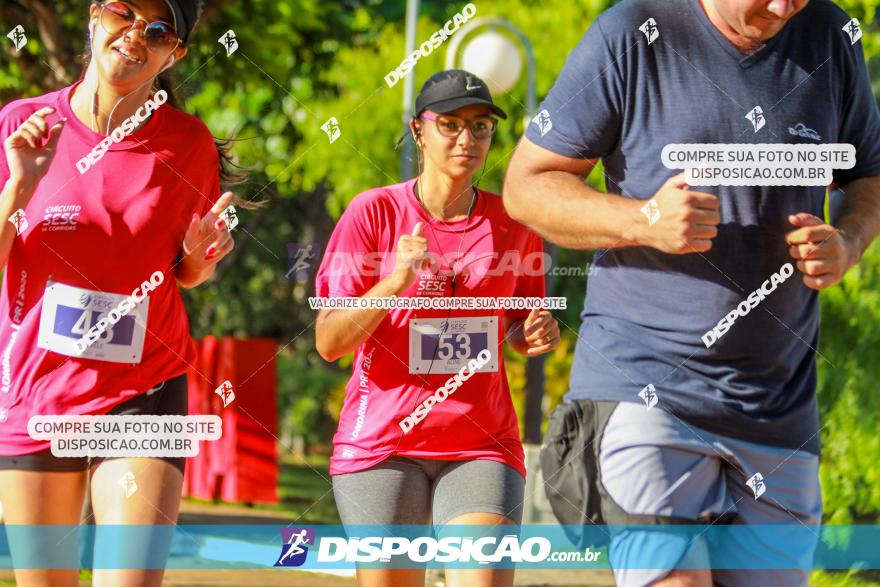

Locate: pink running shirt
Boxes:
[0,82,218,455]
[316,179,546,478]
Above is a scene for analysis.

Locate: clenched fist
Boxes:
[390,222,433,290]
[640,172,721,254]
[786,212,855,290]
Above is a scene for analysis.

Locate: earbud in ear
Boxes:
[159,54,176,74]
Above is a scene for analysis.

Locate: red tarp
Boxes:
[182,336,279,504]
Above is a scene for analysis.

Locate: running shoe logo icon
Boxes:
[219,30,238,56]
[746,472,766,499]
[118,472,138,498]
[321,117,341,144]
[8,209,27,235]
[7,25,26,52]
[746,106,765,133]
[640,199,661,226]
[531,110,553,137]
[215,380,235,407]
[638,383,658,409]
[220,205,239,231]
[275,528,315,567]
[639,18,659,45]
[843,18,862,45]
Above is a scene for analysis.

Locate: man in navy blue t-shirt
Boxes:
[505,0,880,585]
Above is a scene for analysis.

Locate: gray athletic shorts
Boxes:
[599,401,822,587]
[332,456,524,527]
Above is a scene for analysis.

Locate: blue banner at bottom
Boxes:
[0,524,877,570]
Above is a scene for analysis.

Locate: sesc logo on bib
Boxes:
[37,282,149,364]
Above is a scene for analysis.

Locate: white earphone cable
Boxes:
[87,20,178,135]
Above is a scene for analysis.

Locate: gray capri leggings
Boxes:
[332,456,525,527]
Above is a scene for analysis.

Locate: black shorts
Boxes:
[0,374,188,474]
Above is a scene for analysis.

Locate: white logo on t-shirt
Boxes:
[42,205,81,232]
[788,123,821,141]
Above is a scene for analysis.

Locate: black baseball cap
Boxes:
[162,0,202,44]
[414,70,508,120]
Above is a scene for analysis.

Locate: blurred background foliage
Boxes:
[2,0,880,540]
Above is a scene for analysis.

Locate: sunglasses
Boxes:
[421,111,498,140]
[98,1,180,53]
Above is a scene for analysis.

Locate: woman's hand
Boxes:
[177,192,236,287]
[4,107,66,189]
[389,222,432,291]
[507,308,561,357]
[183,192,236,265]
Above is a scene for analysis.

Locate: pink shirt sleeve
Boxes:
[0,99,60,189]
[315,195,381,299]
[507,230,547,320]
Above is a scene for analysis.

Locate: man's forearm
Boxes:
[834,177,880,268]
[504,169,645,251]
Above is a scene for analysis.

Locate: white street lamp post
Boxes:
[445,18,536,126]
[400,0,420,180]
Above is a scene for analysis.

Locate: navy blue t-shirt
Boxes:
[526,0,880,453]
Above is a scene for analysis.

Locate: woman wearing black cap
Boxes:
[0,1,244,585]
[316,69,560,586]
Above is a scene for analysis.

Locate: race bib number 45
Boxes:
[409,316,499,374]
[38,282,149,364]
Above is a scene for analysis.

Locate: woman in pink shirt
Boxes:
[315,69,561,587]
[0,1,243,585]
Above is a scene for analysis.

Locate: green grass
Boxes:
[812,570,880,586]
[183,452,340,524]
[276,453,340,524]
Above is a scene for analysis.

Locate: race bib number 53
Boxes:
[38,282,149,364]
[409,316,499,374]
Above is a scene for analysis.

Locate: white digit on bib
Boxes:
[437,334,454,360]
[70,310,90,336]
[455,333,470,359]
